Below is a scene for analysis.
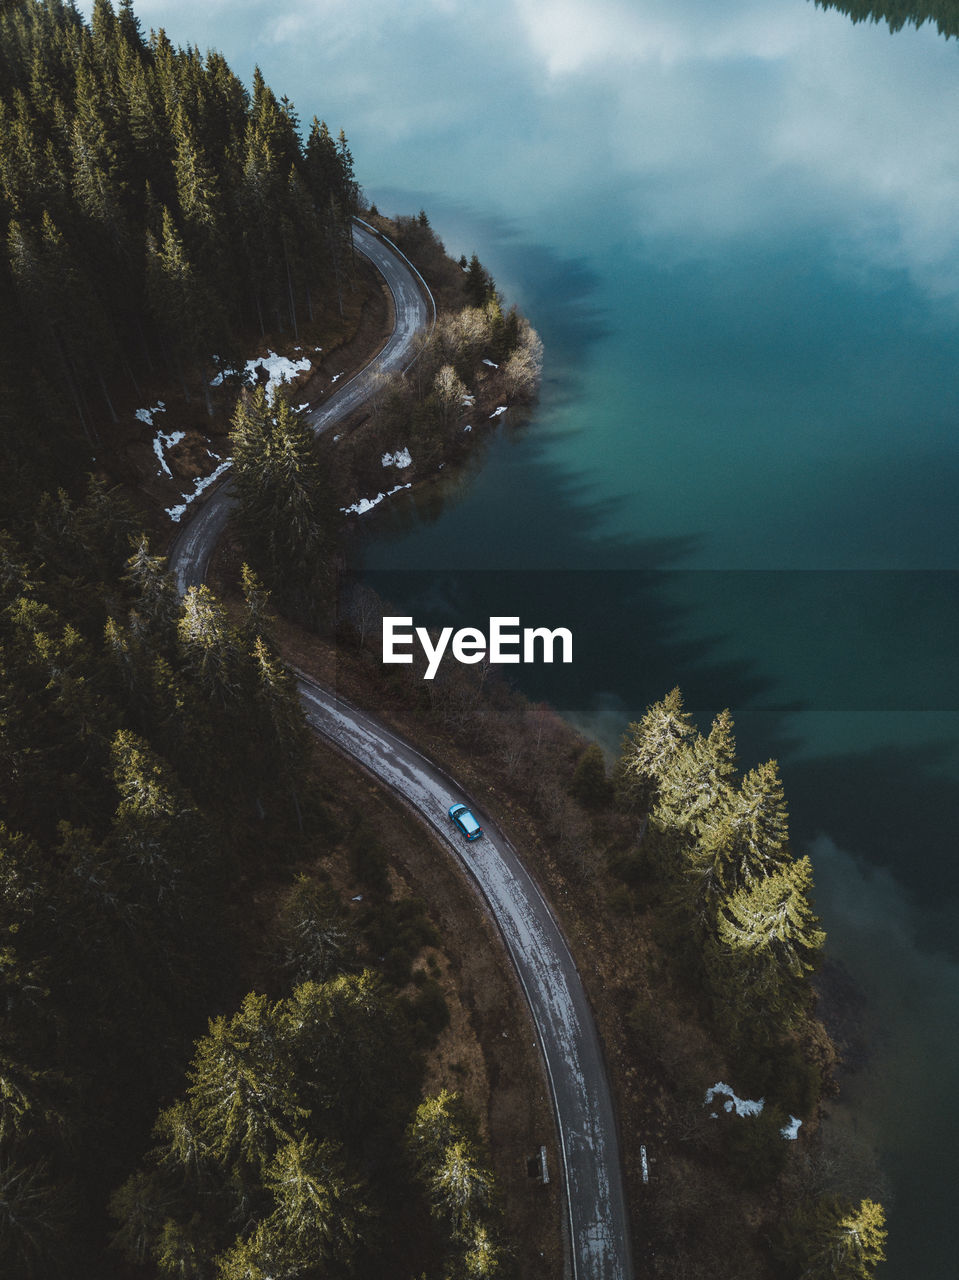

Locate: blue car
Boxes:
[449,803,483,842]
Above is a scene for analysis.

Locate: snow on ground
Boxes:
[780,1116,802,1140]
[705,1084,803,1139]
[211,346,321,390]
[152,429,185,478]
[462,392,475,406]
[244,350,312,396]
[166,459,232,523]
[704,1083,764,1118]
[136,401,187,479]
[135,401,165,425]
[340,483,411,515]
[381,447,412,469]
[464,424,472,432]
[482,358,499,369]
[489,406,507,418]
[331,372,343,382]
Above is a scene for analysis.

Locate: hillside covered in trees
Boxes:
[0,0,358,516]
[0,3,510,1277]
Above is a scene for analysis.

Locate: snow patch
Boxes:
[244,350,312,396]
[381,447,412,469]
[166,460,232,523]
[482,358,499,369]
[331,372,343,382]
[135,401,165,426]
[340,483,412,516]
[463,424,472,432]
[704,1082,765,1118]
[333,435,341,442]
[461,393,475,406]
[781,1115,802,1140]
[152,429,185,478]
[489,406,507,418]
[297,402,310,412]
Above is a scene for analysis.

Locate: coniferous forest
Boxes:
[0,0,357,514]
[0,3,504,1277]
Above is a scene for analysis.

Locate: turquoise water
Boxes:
[84,1,959,1272]
[357,209,959,1276]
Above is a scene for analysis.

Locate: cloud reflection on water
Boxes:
[86,0,959,301]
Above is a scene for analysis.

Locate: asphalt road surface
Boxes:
[168,221,432,595]
[167,221,633,1279]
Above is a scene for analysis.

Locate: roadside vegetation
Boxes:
[309,612,889,1280]
[0,480,509,1278]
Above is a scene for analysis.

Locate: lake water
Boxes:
[88,0,959,1272]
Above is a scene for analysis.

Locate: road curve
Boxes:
[168,222,432,596]
[166,224,632,1280]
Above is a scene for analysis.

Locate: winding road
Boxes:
[167,220,633,1280]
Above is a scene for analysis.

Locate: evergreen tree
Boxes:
[230,388,332,618]
[690,756,793,912]
[123,534,179,647]
[617,686,695,807]
[790,1196,888,1280]
[709,855,825,1040]
[464,253,493,307]
[429,1140,494,1237]
[181,992,305,1172]
[176,584,245,707]
[264,1135,367,1262]
[655,708,737,834]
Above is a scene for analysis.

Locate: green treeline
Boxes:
[0,481,503,1277]
[230,386,334,623]
[617,689,887,1279]
[0,5,506,1276]
[0,0,357,472]
[0,476,307,1274]
[814,0,959,38]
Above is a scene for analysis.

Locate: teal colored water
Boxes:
[80,2,959,1273]
[360,156,959,1280]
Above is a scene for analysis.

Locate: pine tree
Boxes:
[264,1136,366,1260]
[408,1090,476,1173]
[123,535,179,647]
[0,1154,68,1279]
[230,388,332,617]
[181,993,305,1171]
[692,756,793,905]
[429,1140,494,1237]
[795,1196,887,1280]
[617,687,695,810]
[655,708,737,834]
[176,584,244,707]
[709,855,825,1040]
[464,253,493,307]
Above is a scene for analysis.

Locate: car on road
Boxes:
[449,803,483,841]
